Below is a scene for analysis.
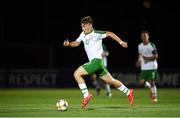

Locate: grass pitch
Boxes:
[0,88,180,117]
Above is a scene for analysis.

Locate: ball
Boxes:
[56,99,68,111]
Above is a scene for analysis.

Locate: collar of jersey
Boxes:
[84,29,94,35]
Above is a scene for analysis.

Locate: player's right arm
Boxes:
[63,40,80,47]
[63,32,83,47]
[136,53,142,68]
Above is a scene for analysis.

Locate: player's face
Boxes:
[81,23,93,34]
[141,33,149,43]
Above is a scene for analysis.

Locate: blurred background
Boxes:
[0,0,180,88]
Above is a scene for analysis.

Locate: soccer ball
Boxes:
[56,99,68,111]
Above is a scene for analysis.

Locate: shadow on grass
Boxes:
[102,106,138,111]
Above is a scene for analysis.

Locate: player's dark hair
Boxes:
[141,30,149,35]
[80,16,93,25]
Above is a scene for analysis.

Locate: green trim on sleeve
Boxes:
[150,42,157,50]
[94,30,107,34]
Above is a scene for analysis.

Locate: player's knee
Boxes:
[150,81,155,87]
[74,70,80,79]
[103,78,112,85]
[103,79,109,84]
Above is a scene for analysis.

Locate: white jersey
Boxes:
[76,30,107,61]
[102,44,108,67]
[138,42,158,70]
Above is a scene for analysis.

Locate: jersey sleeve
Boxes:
[76,32,84,42]
[94,30,107,39]
[150,42,158,54]
[99,33,107,39]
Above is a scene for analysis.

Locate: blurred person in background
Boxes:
[136,30,158,102]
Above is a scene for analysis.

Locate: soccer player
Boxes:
[136,30,158,102]
[91,44,112,98]
[63,16,134,108]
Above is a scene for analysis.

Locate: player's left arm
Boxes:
[143,54,158,61]
[106,31,128,48]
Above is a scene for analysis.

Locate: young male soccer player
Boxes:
[63,16,134,108]
[136,30,158,102]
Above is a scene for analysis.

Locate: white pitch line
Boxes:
[0,106,180,112]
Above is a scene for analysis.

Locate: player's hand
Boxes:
[102,52,109,57]
[135,60,141,68]
[142,55,152,60]
[120,41,128,48]
[63,40,70,46]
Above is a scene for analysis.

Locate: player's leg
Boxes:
[149,70,158,102]
[101,79,112,97]
[140,79,151,88]
[100,73,134,106]
[74,66,90,98]
[150,80,158,102]
[74,66,92,109]
[105,83,112,98]
[103,66,112,97]
[140,70,151,88]
[140,70,158,102]
[100,73,129,95]
[145,81,151,88]
[92,73,111,97]
[75,59,104,108]
[91,73,101,96]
